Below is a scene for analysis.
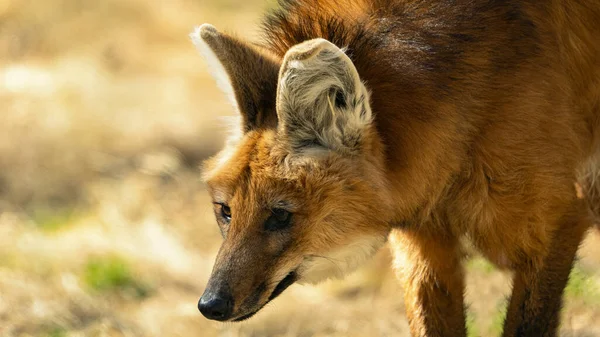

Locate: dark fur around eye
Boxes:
[265,208,292,231]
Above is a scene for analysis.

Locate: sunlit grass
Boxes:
[466,256,496,275]
[30,207,77,232]
[481,265,600,337]
[488,299,508,337]
[565,265,600,305]
[83,255,151,299]
[45,326,67,337]
[466,311,479,337]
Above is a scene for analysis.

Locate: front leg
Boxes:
[502,212,590,337]
[390,227,466,337]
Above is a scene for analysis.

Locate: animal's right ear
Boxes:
[190,24,280,132]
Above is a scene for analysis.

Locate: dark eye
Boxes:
[220,204,231,222]
[265,208,292,231]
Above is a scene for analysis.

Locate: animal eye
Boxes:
[220,204,231,222]
[265,208,292,231]
[273,208,290,222]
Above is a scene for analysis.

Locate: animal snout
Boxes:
[198,288,234,321]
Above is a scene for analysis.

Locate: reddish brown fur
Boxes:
[194,0,600,335]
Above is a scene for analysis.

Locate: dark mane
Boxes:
[260,0,542,161]
[261,0,376,57]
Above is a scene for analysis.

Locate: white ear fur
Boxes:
[190,24,238,110]
[277,38,372,154]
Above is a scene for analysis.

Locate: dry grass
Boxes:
[0,1,599,336]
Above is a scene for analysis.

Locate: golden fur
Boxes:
[192,1,600,335]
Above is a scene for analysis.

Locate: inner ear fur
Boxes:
[276,38,373,154]
[191,24,281,132]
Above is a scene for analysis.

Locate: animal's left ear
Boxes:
[276,38,372,154]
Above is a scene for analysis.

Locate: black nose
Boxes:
[198,290,234,321]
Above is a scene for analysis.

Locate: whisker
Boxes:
[305,254,344,275]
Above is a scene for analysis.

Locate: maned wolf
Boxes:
[190,0,600,335]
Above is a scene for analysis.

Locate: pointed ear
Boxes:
[190,24,280,132]
[276,38,373,154]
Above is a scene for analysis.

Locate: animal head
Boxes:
[192,24,392,322]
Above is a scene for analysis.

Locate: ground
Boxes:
[1,1,599,336]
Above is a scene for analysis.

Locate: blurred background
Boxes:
[1,0,599,336]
